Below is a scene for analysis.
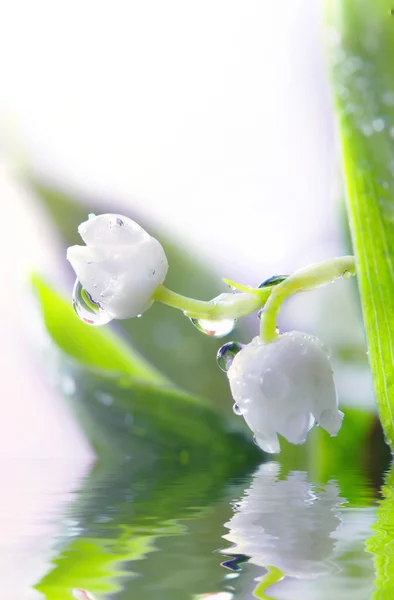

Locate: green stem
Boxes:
[259,256,356,343]
[152,284,272,320]
[253,566,284,599]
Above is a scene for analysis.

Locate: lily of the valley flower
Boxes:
[227,331,343,453]
[67,213,168,319]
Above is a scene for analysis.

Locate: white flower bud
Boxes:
[227,331,343,453]
[67,214,168,319]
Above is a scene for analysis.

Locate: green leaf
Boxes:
[60,363,256,461]
[32,274,167,384]
[327,0,394,446]
[32,274,258,460]
[26,175,252,414]
[279,407,390,504]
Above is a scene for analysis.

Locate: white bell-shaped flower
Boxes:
[67,213,168,319]
[227,331,343,453]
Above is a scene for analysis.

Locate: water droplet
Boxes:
[342,270,352,280]
[382,91,394,106]
[72,590,95,600]
[260,368,290,401]
[72,279,112,326]
[258,274,289,288]
[373,118,385,132]
[95,391,113,406]
[233,403,244,415]
[61,375,76,396]
[190,317,235,337]
[216,341,244,371]
[361,123,374,137]
[124,413,134,426]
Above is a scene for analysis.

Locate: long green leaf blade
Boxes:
[327,0,394,445]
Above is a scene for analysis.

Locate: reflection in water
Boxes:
[34,457,247,600]
[223,463,345,596]
[194,594,233,600]
[26,455,377,599]
[367,463,394,599]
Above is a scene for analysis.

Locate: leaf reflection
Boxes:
[367,462,394,599]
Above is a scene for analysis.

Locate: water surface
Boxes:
[5,451,392,599]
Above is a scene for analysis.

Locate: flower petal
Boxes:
[278,411,315,445]
[68,222,168,319]
[227,331,342,451]
[317,408,344,436]
[67,245,115,302]
[78,213,149,246]
[253,432,280,454]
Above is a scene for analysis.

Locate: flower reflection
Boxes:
[223,463,345,582]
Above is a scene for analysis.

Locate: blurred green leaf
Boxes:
[32,274,257,460]
[32,274,167,383]
[327,0,394,446]
[310,408,390,505]
[26,176,252,412]
[280,407,390,504]
[60,363,257,461]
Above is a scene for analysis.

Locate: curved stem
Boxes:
[253,566,284,599]
[152,284,272,320]
[259,256,356,343]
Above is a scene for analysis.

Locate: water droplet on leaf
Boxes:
[258,274,289,288]
[216,341,244,371]
[190,317,235,337]
[342,270,352,280]
[233,403,244,416]
[72,279,112,326]
[373,118,385,132]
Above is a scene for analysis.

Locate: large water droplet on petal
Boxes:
[72,279,112,326]
[216,341,244,372]
[258,274,289,288]
[233,403,245,416]
[190,317,235,337]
